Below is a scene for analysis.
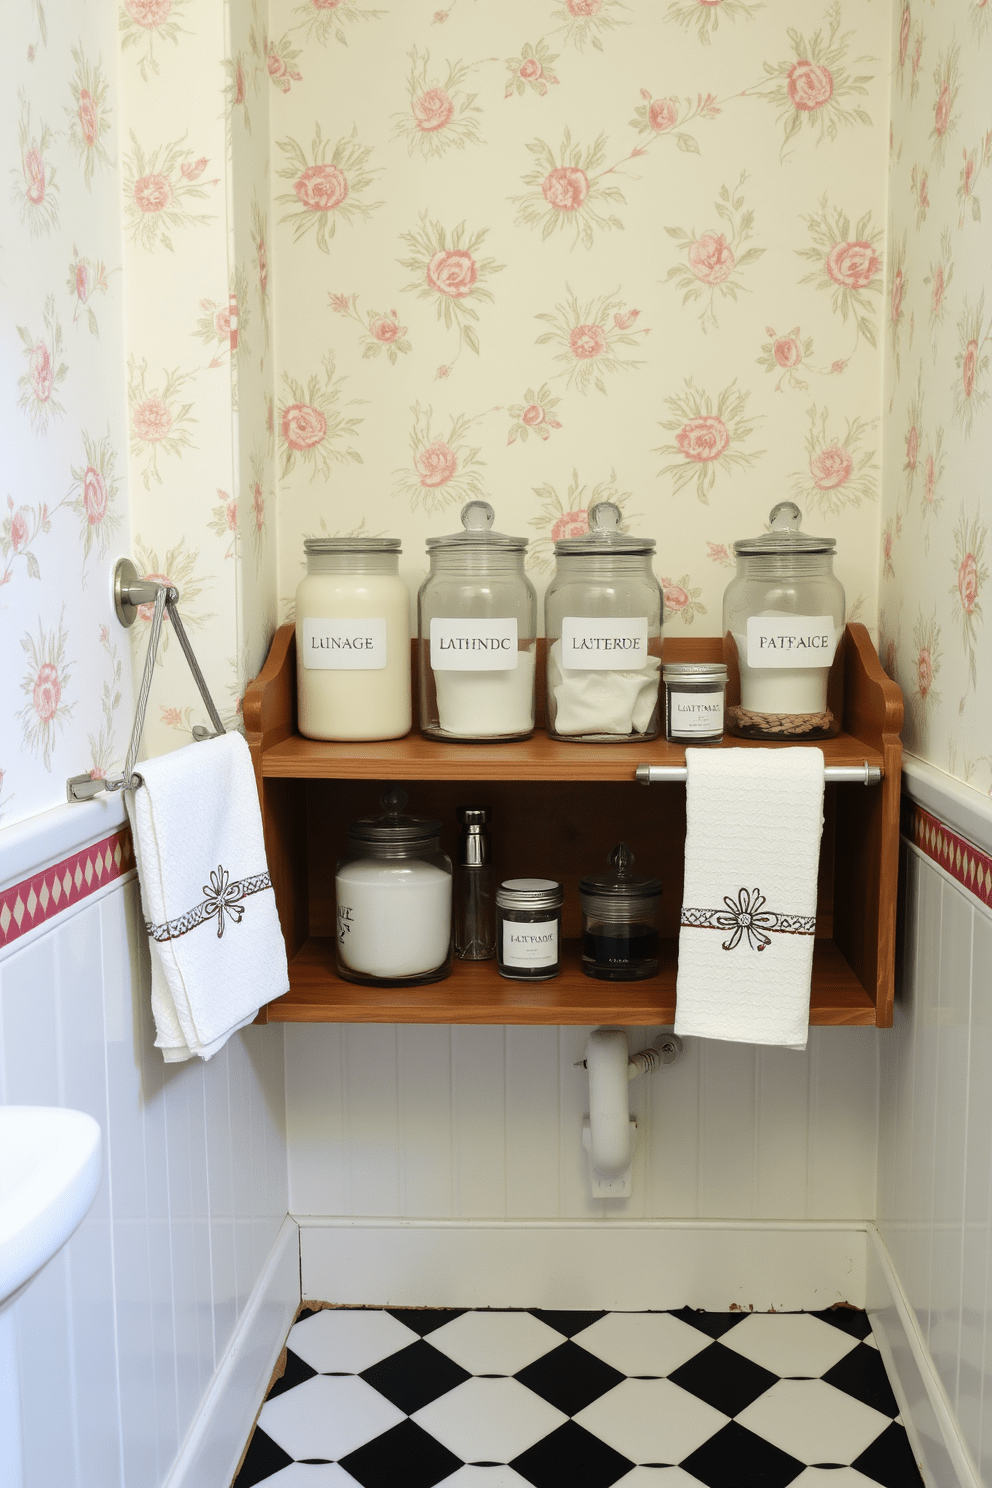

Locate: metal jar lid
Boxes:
[553,501,655,556]
[346,786,441,847]
[733,502,835,557]
[579,843,662,900]
[496,877,563,911]
[426,501,528,554]
[662,662,728,684]
[304,536,401,555]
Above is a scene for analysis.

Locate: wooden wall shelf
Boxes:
[244,624,903,1029]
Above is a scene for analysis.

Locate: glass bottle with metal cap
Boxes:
[335,787,452,985]
[580,843,662,981]
[722,501,845,740]
[663,662,727,743]
[295,535,411,741]
[419,501,537,741]
[454,805,496,961]
[544,501,663,741]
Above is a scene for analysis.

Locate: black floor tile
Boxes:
[669,1340,779,1416]
[516,1339,626,1416]
[267,1347,317,1400]
[339,1419,463,1488]
[671,1307,753,1342]
[532,1309,607,1339]
[387,1307,466,1338]
[232,1427,293,1487]
[851,1421,926,1487]
[361,1338,472,1414]
[823,1341,900,1417]
[810,1305,874,1341]
[680,1421,805,1488]
[512,1420,634,1487]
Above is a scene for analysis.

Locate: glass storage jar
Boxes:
[579,843,662,981]
[418,502,537,741]
[663,662,727,743]
[544,502,663,742]
[295,537,411,741]
[722,502,846,740]
[335,788,452,986]
[496,878,563,981]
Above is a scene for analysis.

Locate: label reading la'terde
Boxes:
[560,616,649,671]
[430,617,518,671]
[502,920,558,968]
[746,615,836,669]
[303,617,388,670]
[668,692,723,737]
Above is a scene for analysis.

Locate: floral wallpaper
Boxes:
[879,0,992,797]
[0,0,133,826]
[270,0,889,641]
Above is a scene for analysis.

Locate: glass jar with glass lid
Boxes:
[295,536,410,741]
[335,787,452,986]
[544,501,663,742]
[579,842,662,982]
[418,501,537,741]
[722,501,846,740]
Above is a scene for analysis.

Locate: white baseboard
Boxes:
[163,1216,300,1488]
[298,1218,868,1312]
[866,1224,981,1488]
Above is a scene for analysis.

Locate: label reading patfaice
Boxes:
[502,920,558,968]
[430,617,518,671]
[303,617,388,670]
[669,692,723,736]
[746,615,836,669]
[560,616,649,671]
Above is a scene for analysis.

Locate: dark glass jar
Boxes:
[579,844,662,981]
[496,878,563,981]
[663,663,727,743]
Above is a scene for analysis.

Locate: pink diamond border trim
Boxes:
[0,829,135,950]
[911,806,992,914]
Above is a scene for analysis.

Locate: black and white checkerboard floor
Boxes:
[233,1306,924,1488]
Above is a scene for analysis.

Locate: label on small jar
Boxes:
[502,919,558,968]
[560,617,649,670]
[746,616,835,669]
[668,691,723,737]
[430,617,518,671]
[302,617,388,669]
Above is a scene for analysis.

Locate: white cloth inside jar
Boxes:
[548,640,660,736]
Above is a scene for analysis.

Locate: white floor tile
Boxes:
[790,1472,885,1487]
[721,1314,858,1376]
[413,1377,567,1461]
[438,1466,534,1485]
[258,1375,404,1460]
[287,1308,418,1373]
[575,1379,728,1464]
[571,1312,709,1377]
[262,1468,364,1487]
[615,1472,711,1487]
[427,1310,564,1375]
[736,1379,891,1464]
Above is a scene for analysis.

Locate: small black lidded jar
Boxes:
[580,843,662,982]
[496,878,563,981]
[663,662,727,743]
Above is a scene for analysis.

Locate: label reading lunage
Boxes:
[560,617,649,671]
[502,920,559,968]
[746,615,836,669]
[430,617,518,671]
[303,617,388,670]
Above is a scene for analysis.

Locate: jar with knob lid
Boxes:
[579,843,662,981]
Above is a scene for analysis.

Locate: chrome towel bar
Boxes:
[635,761,882,786]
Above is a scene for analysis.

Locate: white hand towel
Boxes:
[674,747,825,1051]
[126,731,289,1062]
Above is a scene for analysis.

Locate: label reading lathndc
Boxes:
[668,691,724,737]
[502,919,558,968]
[303,617,387,670]
[560,616,649,671]
[430,617,518,671]
[746,615,835,669]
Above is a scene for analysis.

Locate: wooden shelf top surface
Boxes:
[262,937,876,1026]
[261,728,885,782]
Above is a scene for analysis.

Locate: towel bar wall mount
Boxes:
[66,558,225,804]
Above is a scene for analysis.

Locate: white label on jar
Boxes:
[430,617,518,671]
[746,616,836,669]
[502,919,558,968]
[669,692,723,736]
[303,617,387,670]
[560,617,649,670]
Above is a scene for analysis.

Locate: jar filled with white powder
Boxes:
[722,503,846,740]
[295,537,411,741]
[335,787,452,985]
[544,502,662,742]
[419,501,537,741]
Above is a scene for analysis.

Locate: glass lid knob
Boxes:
[380,784,408,819]
[588,501,622,533]
[461,500,495,532]
[609,841,634,878]
[769,501,802,532]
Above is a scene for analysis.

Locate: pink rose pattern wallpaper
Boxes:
[879,0,992,794]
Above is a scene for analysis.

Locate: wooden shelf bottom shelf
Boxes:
[261,937,876,1026]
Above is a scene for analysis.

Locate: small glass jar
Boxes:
[295,537,411,742]
[335,788,452,986]
[496,878,563,981]
[722,502,846,740]
[580,843,662,982]
[419,502,537,741]
[544,502,663,742]
[663,663,727,743]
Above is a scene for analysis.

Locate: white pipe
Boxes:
[585,1029,633,1178]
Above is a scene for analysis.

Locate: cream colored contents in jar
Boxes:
[296,573,410,740]
[434,648,536,736]
[734,613,838,714]
[336,859,451,978]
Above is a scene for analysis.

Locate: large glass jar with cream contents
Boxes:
[295,537,411,741]
[335,788,452,986]
[419,502,537,741]
[544,502,662,742]
[722,502,845,740]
